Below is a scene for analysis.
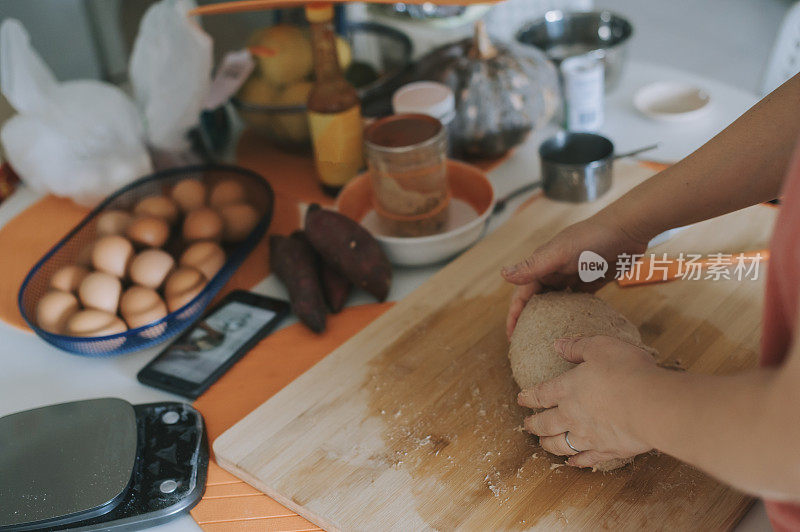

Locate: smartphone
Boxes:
[137,290,289,399]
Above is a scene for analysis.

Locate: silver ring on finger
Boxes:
[564,431,581,453]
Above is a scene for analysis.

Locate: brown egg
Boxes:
[171,179,206,212]
[65,309,127,337]
[91,235,134,278]
[78,271,122,314]
[183,208,223,242]
[120,286,168,329]
[127,216,170,248]
[164,267,207,312]
[36,291,80,334]
[179,241,226,280]
[134,196,179,225]
[96,210,133,236]
[219,203,260,242]
[209,180,247,209]
[50,265,89,293]
[128,249,175,289]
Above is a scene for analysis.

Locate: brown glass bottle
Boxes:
[305,3,364,196]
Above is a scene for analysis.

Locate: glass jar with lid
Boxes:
[364,113,449,237]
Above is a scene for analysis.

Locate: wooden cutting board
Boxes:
[214,162,776,531]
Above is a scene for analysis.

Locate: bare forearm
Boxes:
[628,367,800,500]
[602,74,800,242]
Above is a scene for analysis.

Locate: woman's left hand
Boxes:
[518,335,658,468]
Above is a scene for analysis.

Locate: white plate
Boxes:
[634,81,711,122]
[361,199,492,267]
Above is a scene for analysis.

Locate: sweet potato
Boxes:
[320,262,351,313]
[269,234,326,333]
[290,230,351,313]
[304,204,392,301]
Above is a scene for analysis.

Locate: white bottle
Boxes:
[561,54,605,132]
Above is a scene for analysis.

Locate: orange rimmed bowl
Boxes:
[338,159,494,266]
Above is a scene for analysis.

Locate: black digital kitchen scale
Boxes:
[0,398,208,531]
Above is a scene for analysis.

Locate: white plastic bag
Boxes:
[0,0,216,204]
[0,19,152,206]
[129,0,212,161]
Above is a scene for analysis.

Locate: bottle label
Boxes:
[308,106,364,187]
[562,56,605,132]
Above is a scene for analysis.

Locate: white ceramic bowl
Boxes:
[337,160,495,267]
[634,81,711,122]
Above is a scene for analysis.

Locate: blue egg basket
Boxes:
[18,164,274,357]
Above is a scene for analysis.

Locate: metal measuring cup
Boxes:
[539,132,657,202]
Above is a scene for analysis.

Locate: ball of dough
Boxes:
[508,291,652,471]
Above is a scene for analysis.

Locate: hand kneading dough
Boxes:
[508,291,652,471]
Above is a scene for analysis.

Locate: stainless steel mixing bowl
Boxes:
[516,10,633,91]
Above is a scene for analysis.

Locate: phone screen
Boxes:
[149,302,276,383]
[138,291,289,398]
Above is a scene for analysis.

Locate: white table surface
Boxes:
[0,60,772,531]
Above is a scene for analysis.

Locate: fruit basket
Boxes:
[18,164,274,357]
[233,22,413,149]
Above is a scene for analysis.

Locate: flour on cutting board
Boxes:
[287,395,432,531]
[359,293,603,529]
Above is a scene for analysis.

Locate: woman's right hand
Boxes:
[501,212,650,338]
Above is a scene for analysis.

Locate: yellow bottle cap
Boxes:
[305,2,334,23]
